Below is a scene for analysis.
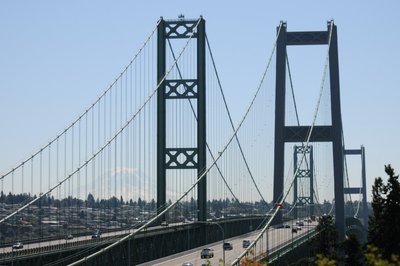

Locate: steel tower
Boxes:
[273,21,345,239]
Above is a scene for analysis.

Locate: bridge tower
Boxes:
[293,145,314,219]
[157,17,207,222]
[273,21,346,239]
[344,145,368,229]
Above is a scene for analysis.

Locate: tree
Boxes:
[365,245,400,266]
[315,254,336,266]
[150,199,156,211]
[312,215,338,260]
[368,165,400,259]
[341,234,363,265]
[87,193,95,208]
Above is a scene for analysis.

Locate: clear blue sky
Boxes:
[1,1,399,202]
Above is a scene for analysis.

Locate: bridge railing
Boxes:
[266,227,318,263]
[232,227,318,265]
[0,233,118,263]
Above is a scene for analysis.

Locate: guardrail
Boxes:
[0,216,264,264]
[232,226,319,265]
[0,234,118,263]
[266,228,318,263]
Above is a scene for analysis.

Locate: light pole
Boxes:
[197,221,225,265]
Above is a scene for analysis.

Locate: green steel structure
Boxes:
[157,17,207,222]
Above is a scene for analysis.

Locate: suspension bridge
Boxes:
[0,16,368,265]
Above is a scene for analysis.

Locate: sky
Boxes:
[1,1,399,203]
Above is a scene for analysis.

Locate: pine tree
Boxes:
[368,177,385,249]
[313,215,338,259]
[342,234,363,265]
[368,165,400,259]
[382,165,400,258]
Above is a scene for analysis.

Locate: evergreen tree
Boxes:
[312,215,338,259]
[368,176,385,250]
[87,193,95,208]
[341,234,363,265]
[368,165,400,259]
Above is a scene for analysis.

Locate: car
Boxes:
[182,263,193,266]
[223,242,233,250]
[66,234,74,240]
[200,248,214,259]
[92,234,100,239]
[242,239,251,248]
[161,221,169,226]
[292,228,298,233]
[297,226,302,231]
[296,221,304,226]
[284,224,291,228]
[12,242,23,249]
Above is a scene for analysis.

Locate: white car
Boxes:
[12,242,23,249]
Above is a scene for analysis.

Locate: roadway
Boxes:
[0,218,318,265]
[0,220,226,256]
[138,220,318,266]
[0,223,169,256]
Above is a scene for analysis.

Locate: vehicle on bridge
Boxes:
[12,242,23,249]
[200,248,214,259]
[66,234,74,240]
[242,239,251,248]
[223,242,233,250]
[92,229,101,238]
[182,263,193,266]
[161,221,169,226]
[296,221,304,226]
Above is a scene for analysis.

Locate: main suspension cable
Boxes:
[234,20,334,264]
[0,18,195,226]
[0,20,161,182]
[166,39,242,206]
[68,18,279,266]
[205,34,269,206]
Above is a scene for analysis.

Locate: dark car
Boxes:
[200,248,214,259]
[92,229,101,238]
[242,239,251,248]
[223,242,233,250]
[66,234,74,240]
